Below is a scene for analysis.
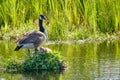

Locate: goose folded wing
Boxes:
[17,32,44,44]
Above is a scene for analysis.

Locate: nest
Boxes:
[5,51,66,73]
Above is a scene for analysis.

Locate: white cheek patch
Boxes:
[40,17,42,20]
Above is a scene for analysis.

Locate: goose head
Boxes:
[39,15,49,24]
[39,15,47,20]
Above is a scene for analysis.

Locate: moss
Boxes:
[5,51,66,73]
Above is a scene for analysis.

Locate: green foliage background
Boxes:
[0,0,120,40]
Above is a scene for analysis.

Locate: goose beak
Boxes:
[46,19,49,25]
[43,16,49,25]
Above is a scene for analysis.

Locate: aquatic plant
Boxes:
[5,51,65,73]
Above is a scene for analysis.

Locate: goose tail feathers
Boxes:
[14,45,23,51]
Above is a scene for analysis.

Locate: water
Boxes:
[0,40,120,80]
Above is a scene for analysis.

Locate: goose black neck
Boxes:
[39,20,45,33]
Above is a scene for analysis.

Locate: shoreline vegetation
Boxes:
[0,0,120,41]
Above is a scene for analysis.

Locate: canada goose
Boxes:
[14,15,48,53]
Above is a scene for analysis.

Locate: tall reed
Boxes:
[0,0,120,40]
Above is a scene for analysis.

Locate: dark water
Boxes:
[0,40,120,80]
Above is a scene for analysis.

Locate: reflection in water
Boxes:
[0,40,120,80]
[0,71,62,80]
[97,41,120,79]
